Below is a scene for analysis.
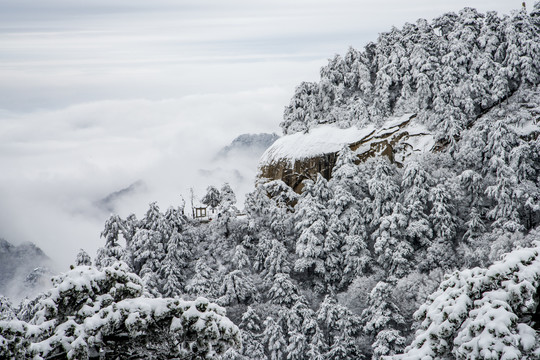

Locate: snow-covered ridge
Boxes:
[260,113,434,167]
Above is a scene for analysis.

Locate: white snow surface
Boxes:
[513,120,540,137]
[259,114,431,166]
[260,123,377,165]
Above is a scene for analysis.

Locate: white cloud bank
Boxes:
[0,87,292,268]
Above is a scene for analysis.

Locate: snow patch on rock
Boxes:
[260,113,434,167]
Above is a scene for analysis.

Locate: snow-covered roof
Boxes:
[259,113,432,166]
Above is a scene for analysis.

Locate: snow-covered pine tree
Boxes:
[372,203,414,277]
[264,180,297,244]
[240,306,262,333]
[141,201,168,233]
[262,239,291,280]
[367,159,400,226]
[485,159,523,232]
[393,241,540,360]
[160,229,191,297]
[317,295,361,359]
[262,316,287,360]
[75,248,92,266]
[361,281,406,359]
[221,182,237,207]
[423,183,457,271]
[294,175,333,286]
[215,183,238,239]
[130,229,163,279]
[286,331,307,360]
[232,244,251,270]
[237,306,266,359]
[164,205,186,236]
[401,161,432,248]
[186,258,218,299]
[219,270,257,306]
[202,185,222,209]
[268,273,300,307]
[0,296,15,321]
[95,214,125,268]
[0,262,241,359]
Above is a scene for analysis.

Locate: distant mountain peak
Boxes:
[96,180,146,213]
[216,133,279,159]
[0,238,53,301]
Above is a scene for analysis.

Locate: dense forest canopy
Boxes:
[281,4,540,141]
[2,3,540,360]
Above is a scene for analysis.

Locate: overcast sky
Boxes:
[0,0,524,269]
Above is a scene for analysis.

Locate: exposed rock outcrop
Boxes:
[258,114,434,192]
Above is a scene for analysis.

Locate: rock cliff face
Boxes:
[258,114,435,192]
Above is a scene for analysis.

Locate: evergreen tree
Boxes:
[237,307,266,359]
[0,296,15,321]
[284,298,317,336]
[294,175,333,283]
[423,183,458,271]
[244,184,273,233]
[75,248,92,266]
[401,161,432,248]
[186,258,217,299]
[164,206,186,235]
[286,331,307,360]
[341,228,371,286]
[216,183,238,238]
[240,306,262,333]
[219,270,257,306]
[122,213,139,246]
[232,244,251,270]
[462,206,486,242]
[95,214,125,268]
[372,203,413,277]
[485,160,523,232]
[372,329,406,360]
[367,159,400,225]
[317,295,361,359]
[323,214,345,287]
[202,185,222,209]
[130,229,164,275]
[141,201,167,233]
[361,282,406,360]
[0,263,241,359]
[239,333,267,360]
[395,242,540,360]
[221,182,237,207]
[457,169,484,207]
[262,317,287,360]
[161,229,191,297]
[262,239,291,280]
[306,329,327,360]
[268,273,300,307]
